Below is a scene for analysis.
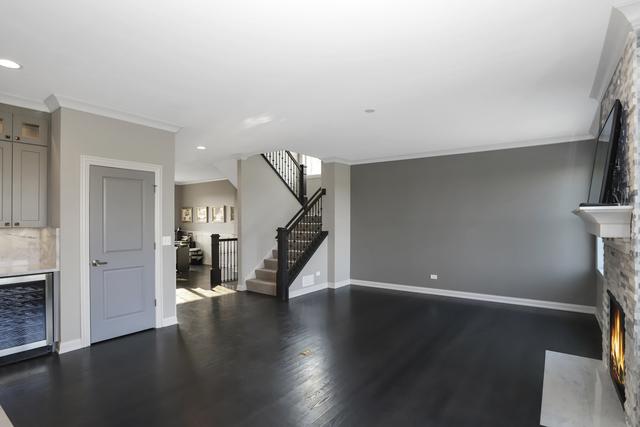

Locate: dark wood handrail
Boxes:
[261,151,307,204]
[285,188,325,231]
[276,187,326,301]
[285,150,303,170]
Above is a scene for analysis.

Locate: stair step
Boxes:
[264,258,278,270]
[256,268,276,281]
[246,279,277,296]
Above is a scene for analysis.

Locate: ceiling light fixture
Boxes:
[364,109,375,113]
[196,146,207,150]
[0,59,21,69]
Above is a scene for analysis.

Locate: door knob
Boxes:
[91,260,108,267]
[13,222,19,226]
[3,222,9,227]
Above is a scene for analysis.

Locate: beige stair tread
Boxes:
[256,268,276,281]
[246,278,277,296]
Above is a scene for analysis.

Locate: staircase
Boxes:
[246,151,328,300]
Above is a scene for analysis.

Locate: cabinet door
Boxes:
[12,113,48,146]
[12,143,47,227]
[0,111,11,142]
[0,141,11,227]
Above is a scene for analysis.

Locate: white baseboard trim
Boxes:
[162,316,178,327]
[350,279,596,314]
[290,282,328,299]
[58,338,84,354]
[328,280,350,289]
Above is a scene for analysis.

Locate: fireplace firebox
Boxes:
[608,291,626,405]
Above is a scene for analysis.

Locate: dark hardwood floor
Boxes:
[0,286,600,426]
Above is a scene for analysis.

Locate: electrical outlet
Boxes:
[430,274,438,280]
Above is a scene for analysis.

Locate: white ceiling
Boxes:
[0,1,621,182]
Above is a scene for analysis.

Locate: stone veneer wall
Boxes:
[599,31,640,427]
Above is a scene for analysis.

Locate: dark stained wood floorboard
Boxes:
[0,286,601,427]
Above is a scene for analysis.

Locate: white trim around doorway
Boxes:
[78,155,165,349]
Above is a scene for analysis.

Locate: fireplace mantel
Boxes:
[572,206,632,238]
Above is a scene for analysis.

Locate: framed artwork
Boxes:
[229,206,235,221]
[181,207,193,223]
[210,206,226,223]
[195,207,208,223]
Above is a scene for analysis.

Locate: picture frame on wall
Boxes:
[195,207,208,223]
[210,206,226,223]
[229,206,235,221]
[181,207,193,223]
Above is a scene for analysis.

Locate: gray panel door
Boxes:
[12,143,47,227]
[90,166,155,343]
[0,141,11,227]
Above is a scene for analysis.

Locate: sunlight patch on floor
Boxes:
[176,286,236,304]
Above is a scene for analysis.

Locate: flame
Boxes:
[610,308,625,385]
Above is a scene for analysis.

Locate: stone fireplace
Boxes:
[597,26,640,427]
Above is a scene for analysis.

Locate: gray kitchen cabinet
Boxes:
[12,143,47,227]
[12,112,48,146]
[0,141,11,227]
[0,110,11,142]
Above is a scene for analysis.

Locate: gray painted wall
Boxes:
[54,108,176,345]
[322,163,351,285]
[351,141,597,306]
[175,180,237,264]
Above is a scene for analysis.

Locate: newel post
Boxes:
[299,163,307,205]
[210,234,221,289]
[276,227,289,301]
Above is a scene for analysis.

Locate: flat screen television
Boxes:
[586,99,622,205]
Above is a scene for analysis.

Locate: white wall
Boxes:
[53,108,176,347]
[238,155,300,289]
[289,239,328,298]
[175,180,237,264]
[307,175,322,195]
[322,162,351,285]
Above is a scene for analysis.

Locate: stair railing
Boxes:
[210,234,238,288]
[276,188,327,301]
[262,151,307,204]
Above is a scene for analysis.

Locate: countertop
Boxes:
[0,263,59,279]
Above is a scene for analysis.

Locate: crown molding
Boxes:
[45,94,182,133]
[175,178,229,185]
[0,92,49,112]
[345,134,595,166]
[614,1,640,28]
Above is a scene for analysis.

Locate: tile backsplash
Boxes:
[0,227,59,270]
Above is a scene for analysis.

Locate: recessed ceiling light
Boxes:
[364,109,375,113]
[196,146,206,150]
[0,59,21,69]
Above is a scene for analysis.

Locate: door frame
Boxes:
[79,155,165,349]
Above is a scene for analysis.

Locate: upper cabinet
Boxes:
[12,112,48,146]
[12,143,47,227]
[0,103,50,228]
[0,110,11,142]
